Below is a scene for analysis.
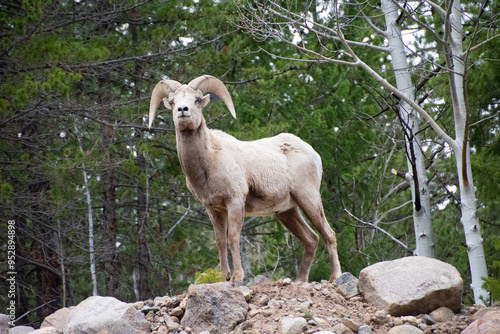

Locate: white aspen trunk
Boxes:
[381,0,434,258]
[57,218,67,307]
[448,0,489,304]
[74,122,98,296]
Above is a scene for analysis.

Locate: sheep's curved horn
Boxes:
[188,75,236,119]
[149,80,182,128]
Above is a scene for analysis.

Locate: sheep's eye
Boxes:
[168,100,174,106]
[195,98,202,103]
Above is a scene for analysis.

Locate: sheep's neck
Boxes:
[176,122,213,187]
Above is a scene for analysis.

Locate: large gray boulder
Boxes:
[181,282,248,334]
[1,314,9,334]
[8,327,34,334]
[41,307,74,333]
[462,310,500,334]
[64,296,149,334]
[358,257,462,316]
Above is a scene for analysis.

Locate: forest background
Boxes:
[0,0,499,328]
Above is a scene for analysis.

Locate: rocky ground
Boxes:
[139,277,487,334]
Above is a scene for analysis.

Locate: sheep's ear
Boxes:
[201,94,210,109]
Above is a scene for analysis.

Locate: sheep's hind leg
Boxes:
[207,209,231,281]
[293,192,342,282]
[276,207,319,282]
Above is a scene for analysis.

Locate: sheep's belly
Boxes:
[244,194,296,217]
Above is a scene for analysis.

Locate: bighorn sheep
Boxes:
[149,75,341,285]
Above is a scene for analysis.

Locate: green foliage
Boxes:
[0,182,13,203]
[194,268,226,285]
[482,239,500,304]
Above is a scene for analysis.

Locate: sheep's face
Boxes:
[165,85,210,131]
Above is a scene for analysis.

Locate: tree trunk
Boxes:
[101,120,119,297]
[381,0,435,258]
[130,21,150,301]
[135,153,149,301]
[74,121,98,296]
[448,0,489,304]
[102,158,118,296]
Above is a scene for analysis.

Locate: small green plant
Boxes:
[304,312,312,319]
[194,268,226,284]
[482,239,500,305]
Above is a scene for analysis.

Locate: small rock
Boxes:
[157,326,168,333]
[400,316,418,326]
[299,301,312,311]
[372,311,390,324]
[240,320,253,330]
[321,288,331,297]
[9,326,35,334]
[165,297,180,309]
[154,296,167,307]
[258,294,270,306]
[336,272,360,299]
[236,286,252,301]
[268,299,283,309]
[429,307,455,322]
[248,304,258,310]
[358,324,373,334]
[393,318,404,326]
[248,309,260,318]
[141,306,160,314]
[131,301,144,310]
[422,314,436,325]
[170,307,183,317]
[261,309,274,317]
[342,318,361,332]
[312,317,330,327]
[387,324,424,334]
[350,296,364,303]
[280,317,307,334]
[417,324,427,332]
[314,284,322,291]
[307,319,318,326]
[166,320,180,331]
[332,323,354,334]
[311,332,335,334]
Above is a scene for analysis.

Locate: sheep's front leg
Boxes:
[207,209,231,281]
[227,199,245,286]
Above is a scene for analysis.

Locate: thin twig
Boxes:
[344,208,413,253]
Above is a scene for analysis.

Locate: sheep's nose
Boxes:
[177,106,190,117]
